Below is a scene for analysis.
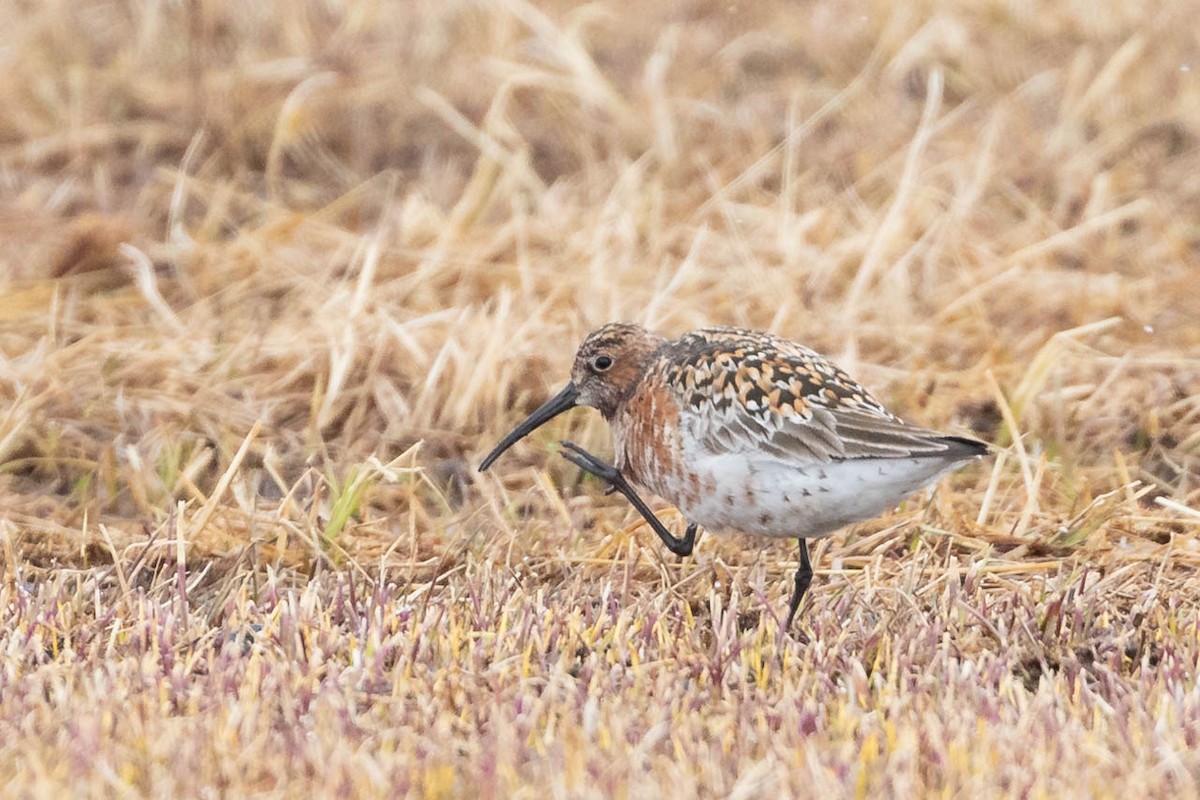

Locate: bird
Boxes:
[478,322,988,630]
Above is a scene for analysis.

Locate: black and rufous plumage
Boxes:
[479,323,988,630]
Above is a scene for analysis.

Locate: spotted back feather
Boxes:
[652,327,978,463]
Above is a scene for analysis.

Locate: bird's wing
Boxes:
[659,328,983,462]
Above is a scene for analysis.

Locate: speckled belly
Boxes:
[658,452,968,539]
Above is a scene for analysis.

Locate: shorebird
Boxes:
[478,323,987,629]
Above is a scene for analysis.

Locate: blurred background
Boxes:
[1,0,1196,561]
[1,1,1199,795]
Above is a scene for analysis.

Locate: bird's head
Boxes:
[478,322,666,471]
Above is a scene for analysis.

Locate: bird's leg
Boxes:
[559,440,698,557]
[784,538,814,629]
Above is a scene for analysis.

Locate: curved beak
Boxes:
[478,382,580,472]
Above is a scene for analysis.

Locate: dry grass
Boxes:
[1,0,1199,796]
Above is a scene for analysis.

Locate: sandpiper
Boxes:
[479,323,987,629]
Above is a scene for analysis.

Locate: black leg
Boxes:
[560,440,698,558]
[784,538,813,629]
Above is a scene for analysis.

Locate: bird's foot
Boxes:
[559,440,623,486]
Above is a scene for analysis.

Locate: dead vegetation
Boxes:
[1,0,1199,796]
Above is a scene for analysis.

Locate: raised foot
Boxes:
[558,440,698,558]
[559,440,621,484]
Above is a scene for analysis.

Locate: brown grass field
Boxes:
[1,0,1199,796]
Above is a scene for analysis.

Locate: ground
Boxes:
[1,0,1199,797]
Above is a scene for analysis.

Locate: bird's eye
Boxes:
[591,355,614,372]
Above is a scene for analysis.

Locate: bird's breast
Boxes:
[612,382,690,500]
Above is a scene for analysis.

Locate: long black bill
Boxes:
[478,383,580,472]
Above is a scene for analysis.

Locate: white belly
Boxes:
[667,453,970,539]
